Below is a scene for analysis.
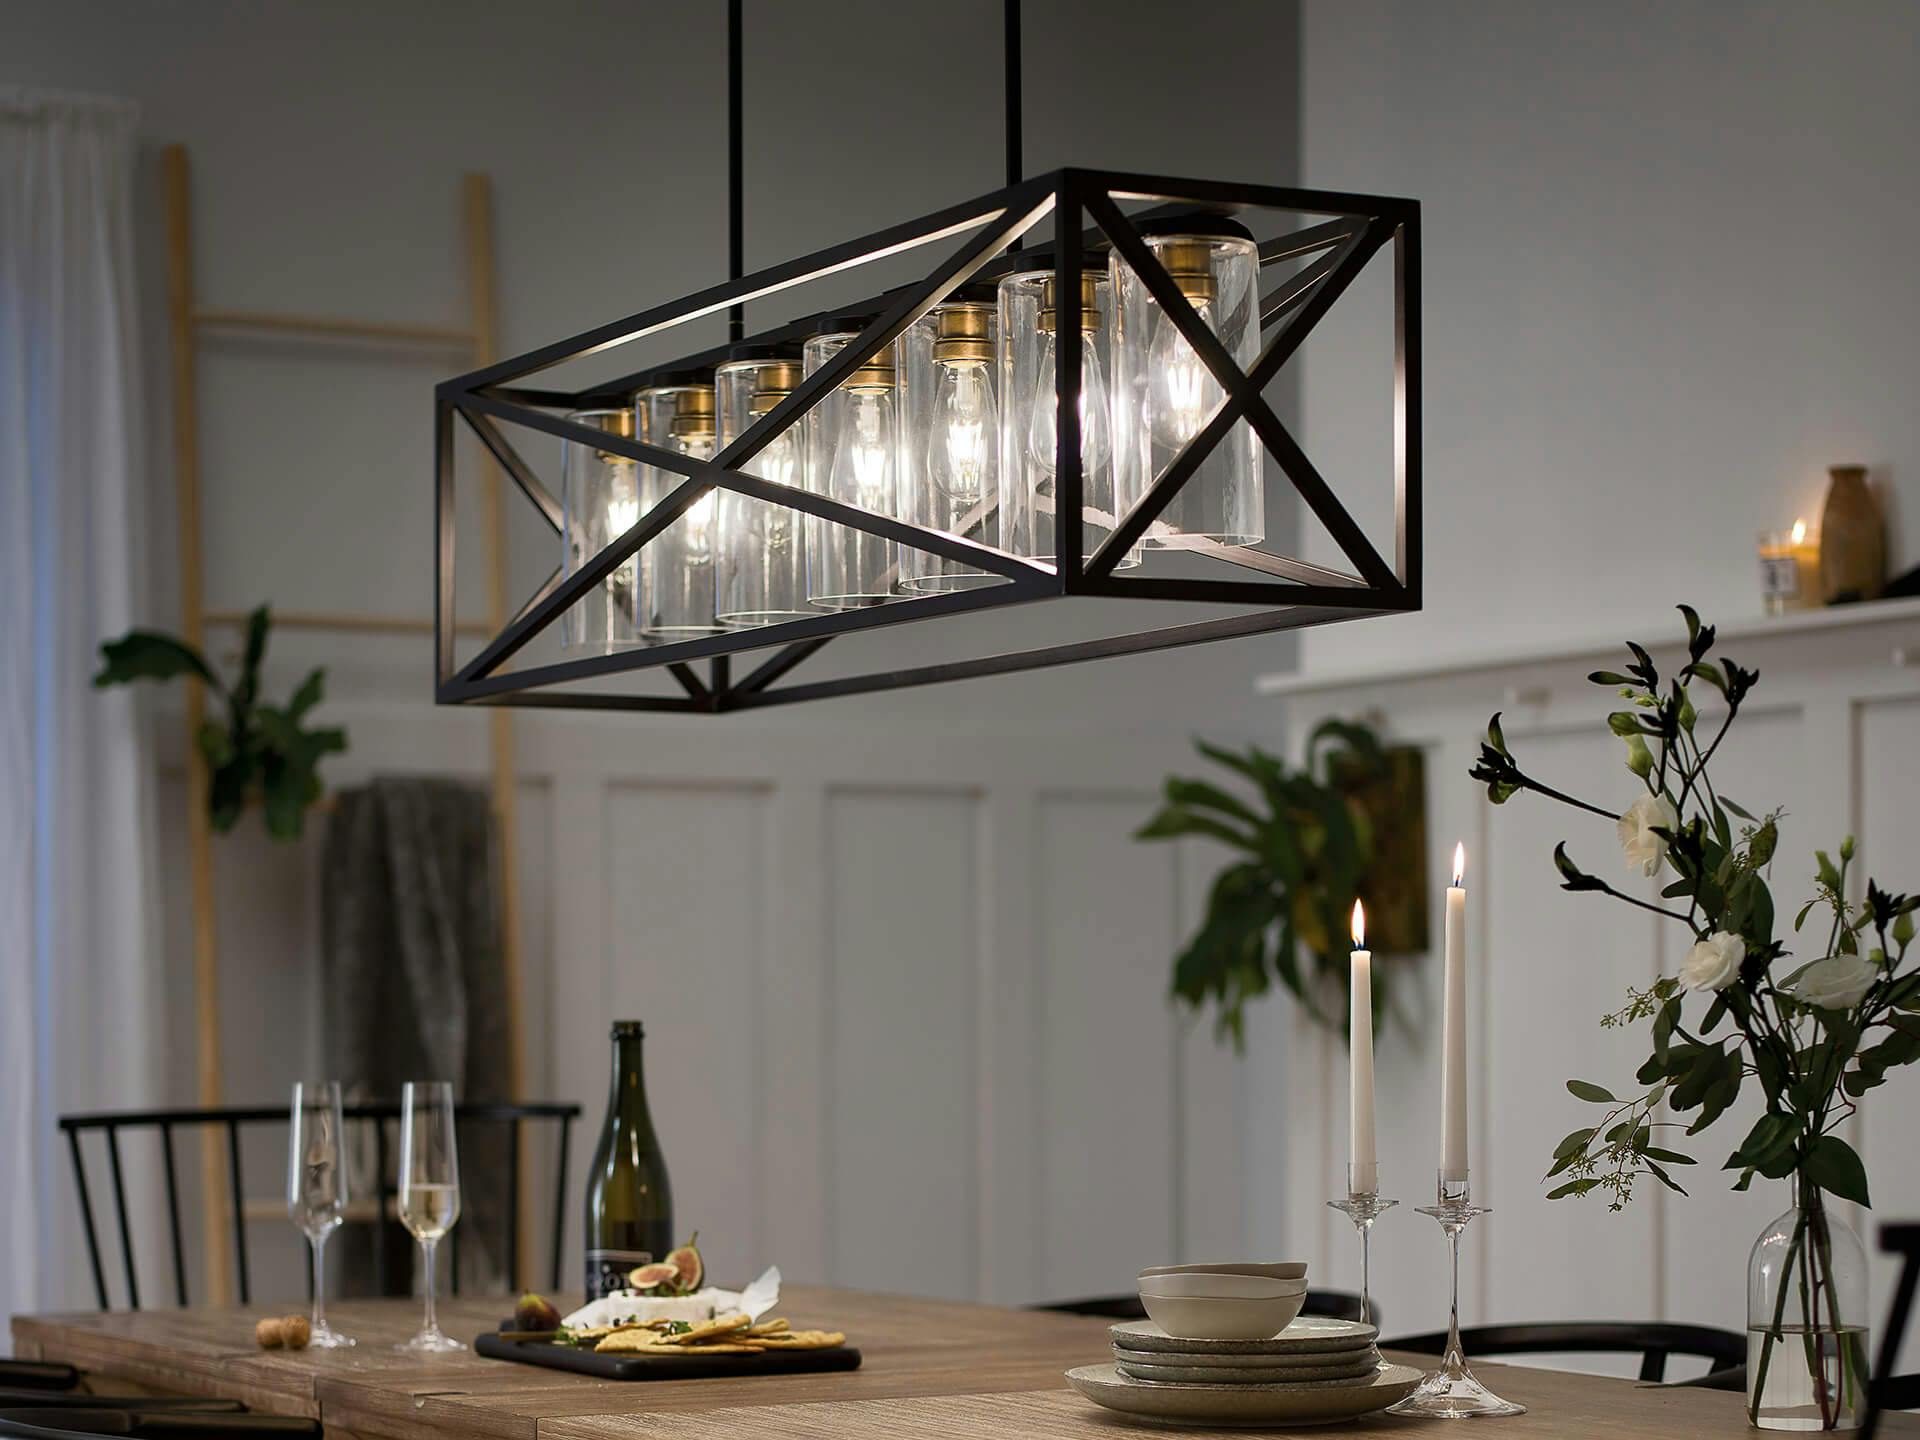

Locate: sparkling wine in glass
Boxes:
[287,1081,354,1348]
[397,1081,464,1353]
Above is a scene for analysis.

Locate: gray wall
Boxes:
[1297,0,1920,672]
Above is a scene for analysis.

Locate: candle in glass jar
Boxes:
[1442,844,1468,1183]
[1349,899,1377,1195]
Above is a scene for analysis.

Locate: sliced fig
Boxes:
[666,1233,704,1292]
[628,1261,679,1291]
[515,1292,562,1332]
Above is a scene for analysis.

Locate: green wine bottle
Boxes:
[583,1020,673,1299]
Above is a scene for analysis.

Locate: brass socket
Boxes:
[1037,273,1103,334]
[932,303,993,365]
[1151,236,1217,305]
[575,407,637,463]
[744,360,801,417]
[836,338,895,391]
[667,385,716,441]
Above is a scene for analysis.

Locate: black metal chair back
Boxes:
[1864,1221,1920,1439]
[58,1102,578,1310]
[0,1413,320,1440]
[1388,1320,1744,1387]
[1035,1288,1375,1328]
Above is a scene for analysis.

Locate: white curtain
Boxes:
[1,88,161,1338]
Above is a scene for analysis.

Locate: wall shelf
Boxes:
[1254,595,1920,701]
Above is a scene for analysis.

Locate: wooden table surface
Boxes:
[13,1290,1916,1438]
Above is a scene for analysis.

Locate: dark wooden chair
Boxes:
[1863,1221,1920,1440]
[58,1101,580,1309]
[1035,1288,1376,1328]
[1388,1320,1745,1389]
[0,1360,318,1440]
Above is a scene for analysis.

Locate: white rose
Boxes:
[1791,953,1880,1011]
[1617,793,1679,877]
[1681,931,1745,992]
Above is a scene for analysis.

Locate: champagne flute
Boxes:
[287,1081,354,1348]
[397,1081,464,1353]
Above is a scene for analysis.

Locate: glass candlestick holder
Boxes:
[1326,1166,1397,1330]
[1387,1171,1527,1419]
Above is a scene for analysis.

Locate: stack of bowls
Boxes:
[1136,1262,1309,1340]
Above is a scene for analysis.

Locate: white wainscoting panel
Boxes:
[826,787,981,1300]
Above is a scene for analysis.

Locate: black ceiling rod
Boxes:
[727,0,744,343]
[1005,0,1022,249]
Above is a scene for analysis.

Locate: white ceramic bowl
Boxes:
[1139,1261,1308,1281]
[1139,1272,1308,1299]
[1139,1289,1307,1340]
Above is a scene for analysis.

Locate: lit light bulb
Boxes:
[1147,299,1222,449]
[831,389,895,513]
[605,463,639,538]
[753,430,799,551]
[1027,328,1110,477]
[675,433,717,563]
[928,360,997,505]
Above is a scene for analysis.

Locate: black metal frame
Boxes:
[59,1102,578,1310]
[1864,1221,1920,1438]
[433,169,1420,713]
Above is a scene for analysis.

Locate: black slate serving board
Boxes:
[473,1332,863,1382]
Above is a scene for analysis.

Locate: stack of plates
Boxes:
[1067,1319,1422,1428]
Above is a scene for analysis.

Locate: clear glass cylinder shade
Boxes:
[897,304,1000,592]
[559,409,644,651]
[804,332,902,609]
[1111,230,1263,548]
[635,384,723,639]
[1746,1186,1870,1431]
[995,270,1135,568]
[715,359,810,626]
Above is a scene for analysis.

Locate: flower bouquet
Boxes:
[1470,605,1920,1431]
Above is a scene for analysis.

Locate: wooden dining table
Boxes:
[12,1289,1914,1438]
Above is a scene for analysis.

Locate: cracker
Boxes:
[665,1312,753,1345]
[749,1329,846,1349]
[594,1329,674,1353]
[746,1318,790,1338]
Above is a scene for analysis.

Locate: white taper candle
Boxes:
[1442,843,1469,1183]
[1349,899,1378,1195]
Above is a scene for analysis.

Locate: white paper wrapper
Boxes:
[562,1265,781,1331]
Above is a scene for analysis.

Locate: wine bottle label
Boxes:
[585,1248,656,1300]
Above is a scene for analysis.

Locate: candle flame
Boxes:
[1453,842,1466,887]
[1350,899,1366,949]
[1791,518,1807,545]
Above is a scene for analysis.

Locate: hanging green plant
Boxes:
[94,605,347,840]
[1138,719,1427,1049]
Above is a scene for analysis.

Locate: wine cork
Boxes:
[255,1317,286,1348]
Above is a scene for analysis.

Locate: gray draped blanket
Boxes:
[321,776,508,1296]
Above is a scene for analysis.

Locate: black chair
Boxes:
[1388,1321,1745,1389]
[0,1413,319,1440]
[1863,1221,1920,1440]
[0,1362,319,1440]
[1036,1288,1376,1328]
[58,1101,580,1309]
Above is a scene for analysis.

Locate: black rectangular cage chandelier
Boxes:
[432,2,1420,715]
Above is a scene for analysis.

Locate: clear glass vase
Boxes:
[1747,1179,1870,1431]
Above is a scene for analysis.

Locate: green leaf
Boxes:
[1554,843,1606,893]
[1553,1126,1598,1159]
[1135,805,1255,850]
[1721,797,1757,822]
[1804,1135,1871,1208]
[1641,1146,1696,1165]
[1546,1178,1600,1200]
[1486,712,1510,758]
[288,667,326,720]
[1566,1079,1616,1104]
[1817,850,1842,891]
[1589,670,1634,687]
[1645,1159,1688,1196]
[94,631,220,691]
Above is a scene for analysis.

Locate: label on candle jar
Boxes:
[1758,551,1800,603]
